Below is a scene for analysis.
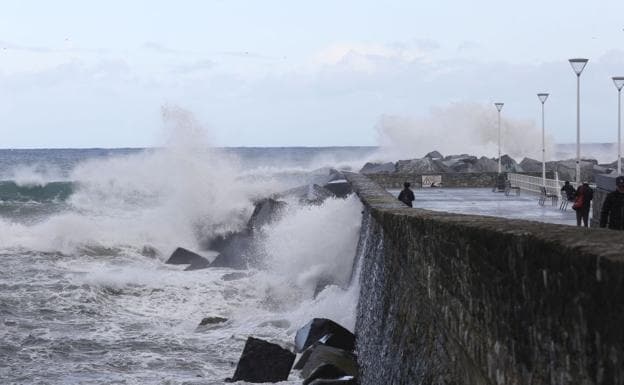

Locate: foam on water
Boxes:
[0,107,365,384]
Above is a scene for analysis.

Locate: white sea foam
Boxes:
[7,164,66,186]
[0,107,366,384]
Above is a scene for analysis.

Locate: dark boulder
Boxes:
[225,337,295,383]
[519,157,542,173]
[442,154,477,171]
[396,158,449,173]
[201,198,286,270]
[166,247,211,270]
[500,154,523,172]
[469,156,498,172]
[327,169,346,182]
[296,344,358,379]
[199,316,228,326]
[248,198,287,231]
[303,364,349,385]
[207,231,252,269]
[295,318,355,353]
[323,180,352,198]
[359,162,395,174]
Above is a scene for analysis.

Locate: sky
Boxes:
[1,0,624,148]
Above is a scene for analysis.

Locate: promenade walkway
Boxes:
[390,188,578,226]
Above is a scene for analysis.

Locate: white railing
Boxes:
[507,173,580,196]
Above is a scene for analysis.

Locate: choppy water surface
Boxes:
[0,146,367,384]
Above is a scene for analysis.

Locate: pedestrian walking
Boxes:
[573,182,593,227]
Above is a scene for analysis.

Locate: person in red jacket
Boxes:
[573,182,593,227]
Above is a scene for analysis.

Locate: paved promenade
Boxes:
[389,188,579,226]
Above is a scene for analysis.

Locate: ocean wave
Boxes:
[0,181,75,203]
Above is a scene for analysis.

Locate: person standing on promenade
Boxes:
[561,181,576,201]
[599,175,624,230]
[573,182,593,227]
[398,182,415,207]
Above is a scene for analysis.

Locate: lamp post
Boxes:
[494,102,504,173]
[537,93,549,187]
[613,77,624,175]
[569,58,588,183]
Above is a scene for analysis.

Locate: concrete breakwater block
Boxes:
[296,344,358,379]
[225,337,295,383]
[295,318,355,353]
[302,364,349,385]
[323,180,352,198]
[165,247,211,270]
[307,376,357,385]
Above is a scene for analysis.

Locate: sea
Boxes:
[0,146,376,385]
[1,142,618,384]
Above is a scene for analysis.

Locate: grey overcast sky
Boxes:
[1,0,624,148]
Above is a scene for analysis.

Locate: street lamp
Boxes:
[569,58,588,183]
[537,93,549,187]
[613,77,624,175]
[494,102,504,173]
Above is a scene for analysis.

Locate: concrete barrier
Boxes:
[346,172,624,385]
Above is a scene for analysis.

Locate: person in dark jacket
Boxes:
[398,182,415,207]
[599,175,624,230]
[561,181,575,201]
[573,182,593,227]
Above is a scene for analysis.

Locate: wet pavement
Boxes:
[389,188,579,226]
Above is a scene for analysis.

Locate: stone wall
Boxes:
[345,172,624,385]
[365,172,553,189]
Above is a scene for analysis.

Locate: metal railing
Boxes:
[507,173,596,195]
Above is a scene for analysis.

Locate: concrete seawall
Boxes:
[345,172,624,385]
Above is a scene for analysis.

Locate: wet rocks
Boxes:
[247,198,287,231]
[360,152,526,174]
[360,162,396,174]
[396,158,449,174]
[198,316,228,326]
[225,337,295,383]
[226,318,358,384]
[519,157,543,172]
[165,247,211,270]
[203,197,287,270]
[295,318,355,353]
[297,344,358,379]
[303,364,350,385]
[424,150,443,159]
[323,180,352,198]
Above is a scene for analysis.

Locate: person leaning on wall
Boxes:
[599,175,624,230]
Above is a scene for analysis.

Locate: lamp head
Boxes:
[537,93,549,103]
[569,58,588,76]
[613,77,624,91]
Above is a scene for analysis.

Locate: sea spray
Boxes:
[373,101,556,162]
